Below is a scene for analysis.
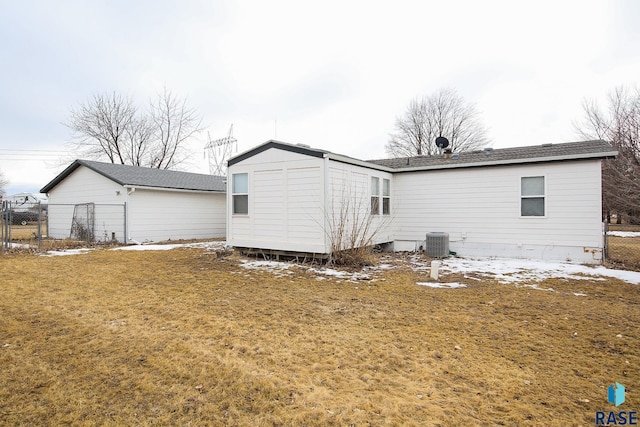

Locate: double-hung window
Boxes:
[382,178,390,215]
[232,173,248,215]
[521,176,545,216]
[371,177,380,215]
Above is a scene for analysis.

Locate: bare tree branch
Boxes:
[575,85,640,224]
[65,89,202,170]
[386,88,489,157]
[0,168,8,197]
[148,88,203,169]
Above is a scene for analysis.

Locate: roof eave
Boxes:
[228,140,326,166]
[389,150,619,172]
[123,184,225,193]
[40,160,83,193]
[324,153,395,172]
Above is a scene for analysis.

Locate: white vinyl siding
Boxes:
[392,160,603,263]
[45,165,226,243]
[227,149,327,253]
[227,147,393,254]
[128,190,225,242]
[46,166,125,241]
[328,165,393,247]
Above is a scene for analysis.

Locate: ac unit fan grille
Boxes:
[425,232,449,258]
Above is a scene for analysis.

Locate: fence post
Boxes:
[2,201,11,252]
[1,200,5,252]
[37,201,42,249]
[603,221,608,262]
[123,202,127,245]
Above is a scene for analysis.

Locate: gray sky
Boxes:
[1,0,639,195]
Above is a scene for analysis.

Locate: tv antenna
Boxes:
[204,124,237,176]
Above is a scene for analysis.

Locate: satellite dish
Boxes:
[435,136,449,149]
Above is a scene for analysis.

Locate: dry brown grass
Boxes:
[1,247,639,426]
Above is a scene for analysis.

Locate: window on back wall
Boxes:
[232,173,248,215]
[371,176,380,215]
[521,176,545,216]
[382,178,390,215]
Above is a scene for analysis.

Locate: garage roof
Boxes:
[40,160,226,193]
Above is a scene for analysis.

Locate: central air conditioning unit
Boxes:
[425,232,449,258]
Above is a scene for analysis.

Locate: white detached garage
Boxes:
[40,160,226,243]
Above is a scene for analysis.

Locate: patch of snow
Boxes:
[431,257,640,286]
[113,243,184,251]
[608,231,640,238]
[417,282,467,289]
[42,248,94,257]
[573,292,588,297]
[7,243,31,249]
[521,284,555,292]
[367,263,394,271]
[240,260,296,276]
[307,266,371,281]
[112,241,228,252]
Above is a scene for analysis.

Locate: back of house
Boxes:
[227,139,616,264]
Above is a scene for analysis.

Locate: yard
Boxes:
[1,243,639,426]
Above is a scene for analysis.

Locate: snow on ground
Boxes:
[417,282,467,289]
[434,256,640,286]
[240,260,372,282]
[112,241,228,252]
[240,260,297,277]
[608,231,640,238]
[41,248,95,257]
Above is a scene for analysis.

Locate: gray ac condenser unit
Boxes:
[425,232,449,258]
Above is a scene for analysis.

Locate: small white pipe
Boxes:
[430,260,440,281]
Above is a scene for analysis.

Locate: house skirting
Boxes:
[392,240,603,264]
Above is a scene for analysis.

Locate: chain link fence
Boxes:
[2,201,126,252]
[604,222,640,270]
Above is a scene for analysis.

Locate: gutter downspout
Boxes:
[125,187,141,244]
[323,155,330,255]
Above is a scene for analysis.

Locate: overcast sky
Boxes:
[1,0,639,195]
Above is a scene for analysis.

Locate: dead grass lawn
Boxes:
[1,247,639,426]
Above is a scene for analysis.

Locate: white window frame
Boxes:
[382,178,390,215]
[520,175,546,217]
[232,173,249,215]
[371,176,380,215]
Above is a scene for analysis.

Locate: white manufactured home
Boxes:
[40,160,226,243]
[227,140,616,264]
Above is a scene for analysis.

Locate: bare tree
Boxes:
[0,168,8,197]
[575,86,640,224]
[386,88,489,157]
[67,92,138,164]
[148,88,203,169]
[66,89,203,170]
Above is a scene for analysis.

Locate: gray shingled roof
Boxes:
[366,140,617,171]
[41,160,226,193]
